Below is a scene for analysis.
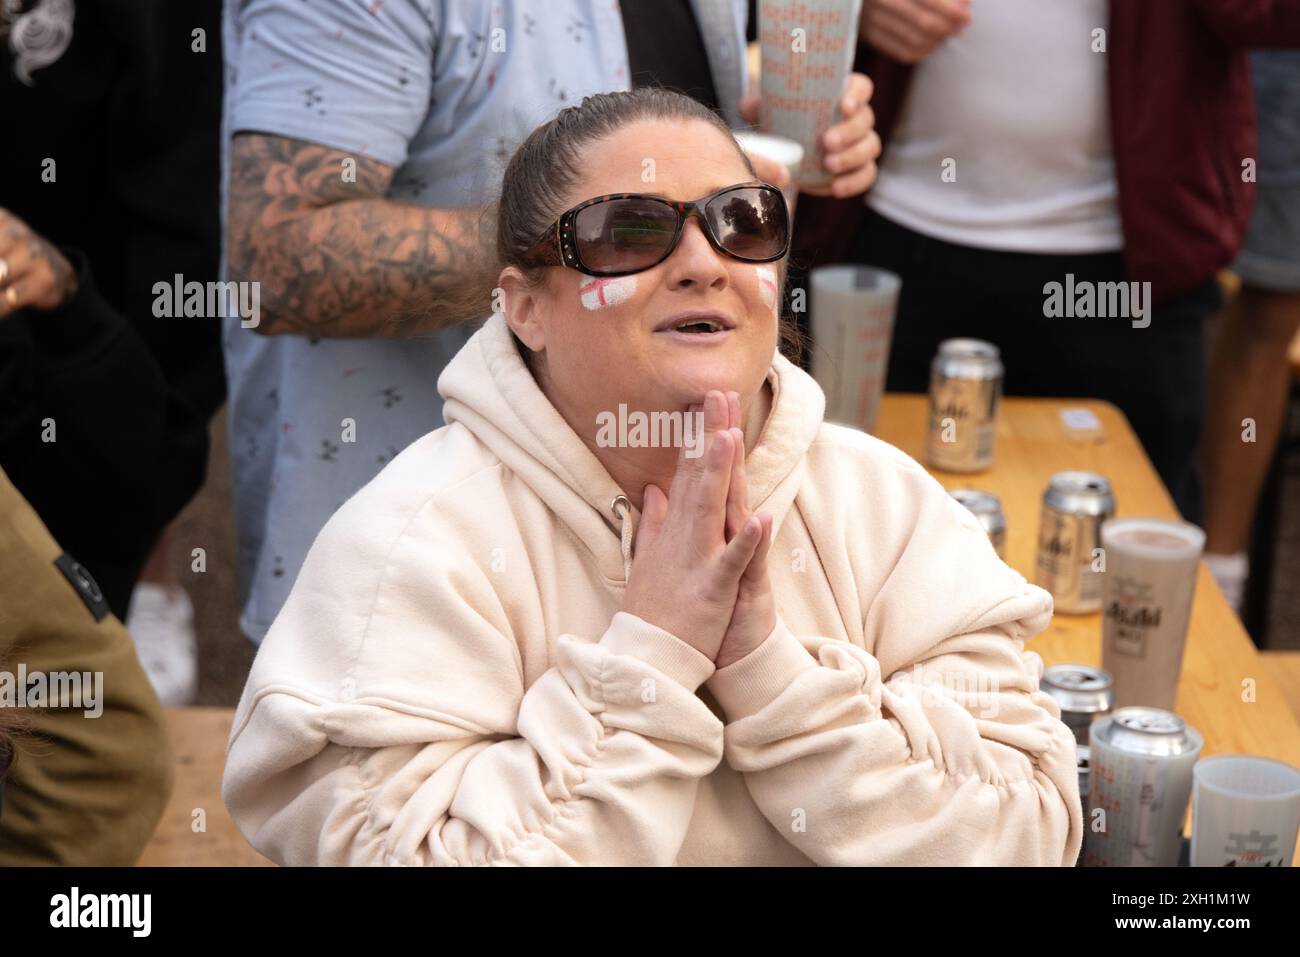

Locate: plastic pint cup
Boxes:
[1086,708,1203,867]
[758,0,863,188]
[1100,518,1205,712]
[1192,755,1300,866]
[733,130,804,215]
[809,265,900,433]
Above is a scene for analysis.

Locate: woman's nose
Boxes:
[667,219,728,288]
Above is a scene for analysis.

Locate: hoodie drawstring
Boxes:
[610,494,634,581]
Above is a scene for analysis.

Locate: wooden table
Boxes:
[137,707,274,867]
[1264,651,1300,727]
[876,394,1300,861]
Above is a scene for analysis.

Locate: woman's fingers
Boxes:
[725,426,750,540]
[669,391,723,497]
[723,392,748,539]
[673,391,732,546]
[669,399,704,493]
[693,427,734,535]
[719,511,766,582]
[741,512,774,582]
[636,483,668,551]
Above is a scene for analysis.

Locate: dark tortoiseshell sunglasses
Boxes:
[523,181,790,277]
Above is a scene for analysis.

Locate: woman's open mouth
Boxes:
[654,310,736,343]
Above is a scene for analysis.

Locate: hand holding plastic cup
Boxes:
[809,265,900,434]
[1192,755,1300,866]
[758,0,864,188]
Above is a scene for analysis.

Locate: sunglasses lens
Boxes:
[704,187,788,261]
[574,198,679,273]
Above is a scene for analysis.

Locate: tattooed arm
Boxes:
[227,133,496,338]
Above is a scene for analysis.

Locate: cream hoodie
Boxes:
[222,311,1083,866]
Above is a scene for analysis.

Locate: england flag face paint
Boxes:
[756,266,779,311]
[579,276,638,311]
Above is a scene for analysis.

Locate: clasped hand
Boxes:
[622,390,777,670]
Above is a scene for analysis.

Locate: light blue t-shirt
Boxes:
[220,0,749,642]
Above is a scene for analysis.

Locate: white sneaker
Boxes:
[125,583,199,706]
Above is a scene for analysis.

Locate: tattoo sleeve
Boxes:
[227,133,496,337]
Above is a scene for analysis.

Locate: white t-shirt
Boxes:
[867,0,1123,254]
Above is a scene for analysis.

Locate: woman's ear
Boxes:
[498,266,547,354]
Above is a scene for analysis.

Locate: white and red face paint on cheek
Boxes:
[578,275,638,311]
[755,266,779,312]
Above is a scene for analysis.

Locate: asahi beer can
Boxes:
[949,488,1007,559]
[1035,471,1115,614]
[1084,707,1203,867]
[926,338,1002,473]
[1040,664,1115,747]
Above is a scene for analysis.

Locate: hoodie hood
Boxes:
[438,311,826,583]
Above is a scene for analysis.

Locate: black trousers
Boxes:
[840,207,1220,525]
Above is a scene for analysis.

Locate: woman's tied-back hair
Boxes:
[446,87,806,364]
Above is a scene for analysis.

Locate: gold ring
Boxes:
[0,258,8,285]
[3,286,17,308]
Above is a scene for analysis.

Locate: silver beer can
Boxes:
[1075,744,1091,867]
[1035,471,1115,614]
[1084,707,1203,867]
[1040,663,1116,746]
[949,488,1007,559]
[926,338,1003,473]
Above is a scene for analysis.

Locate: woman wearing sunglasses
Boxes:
[224,88,1082,867]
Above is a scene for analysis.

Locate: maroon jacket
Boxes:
[793,0,1300,304]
